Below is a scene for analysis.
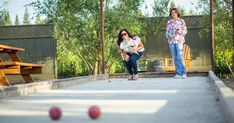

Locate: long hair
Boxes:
[117,29,133,46]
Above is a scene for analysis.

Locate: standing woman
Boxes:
[117,29,145,80]
[166,8,188,79]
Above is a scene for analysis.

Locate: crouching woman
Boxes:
[117,29,145,80]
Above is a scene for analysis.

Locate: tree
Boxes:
[188,9,195,16]
[169,1,176,10]
[35,14,42,24]
[152,0,170,17]
[15,15,19,25]
[0,11,12,26]
[177,6,186,16]
[0,0,8,25]
[2,11,12,25]
[23,7,30,25]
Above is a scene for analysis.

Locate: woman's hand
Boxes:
[132,47,138,52]
[176,29,182,35]
[124,54,130,61]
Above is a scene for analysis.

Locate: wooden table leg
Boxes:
[8,53,22,62]
[22,74,33,83]
[0,70,10,86]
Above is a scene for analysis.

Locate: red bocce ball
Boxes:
[49,106,62,120]
[88,105,101,120]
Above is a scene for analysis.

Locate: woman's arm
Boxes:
[137,41,144,51]
[166,21,173,39]
[133,41,144,51]
[120,49,130,61]
[178,19,187,36]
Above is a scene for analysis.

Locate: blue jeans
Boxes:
[125,52,143,75]
[169,43,186,76]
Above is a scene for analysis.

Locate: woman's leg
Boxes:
[125,53,134,78]
[169,43,180,76]
[125,61,134,80]
[129,52,143,75]
[125,60,133,75]
[175,44,186,76]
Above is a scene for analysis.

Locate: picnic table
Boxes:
[0,44,42,86]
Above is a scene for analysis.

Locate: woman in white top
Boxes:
[117,29,145,80]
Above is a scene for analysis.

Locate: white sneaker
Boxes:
[181,75,187,79]
[174,75,181,79]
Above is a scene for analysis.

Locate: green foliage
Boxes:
[153,0,170,17]
[0,0,7,25]
[169,1,176,9]
[2,11,12,25]
[215,50,233,74]
[35,15,42,24]
[0,9,12,26]
[178,6,186,15]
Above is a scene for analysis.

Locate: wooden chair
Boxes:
[162,44,191,72]
[0,44,42,86]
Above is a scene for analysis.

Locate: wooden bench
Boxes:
[162,44,191,72]
[0,44,42,86]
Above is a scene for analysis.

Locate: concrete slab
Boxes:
[0,77,226,123]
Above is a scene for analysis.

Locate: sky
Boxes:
[1,0,36,24]
[1,0,200,24]
[142,0,200,16]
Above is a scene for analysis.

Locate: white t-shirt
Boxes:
[120,36,145,54]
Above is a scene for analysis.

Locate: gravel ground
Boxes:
[222,77,234,91]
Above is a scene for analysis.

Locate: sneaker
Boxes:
[133,74,138,80]
[128,75,133,80]
[174,75,181,79]
[181,74,187,79]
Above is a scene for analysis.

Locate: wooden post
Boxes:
[210,0,215,71]
[100,0,106,74]
[232,0,234,71]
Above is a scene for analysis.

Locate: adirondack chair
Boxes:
[162,44,191,72]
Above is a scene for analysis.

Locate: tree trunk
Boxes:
[98,61,101,74]
[75,50,93,71]
[94,61,99,75]
[73,62,78,77]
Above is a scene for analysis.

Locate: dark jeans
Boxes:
[125,52,143,75]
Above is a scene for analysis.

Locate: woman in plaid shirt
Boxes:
[166,8,188,79]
